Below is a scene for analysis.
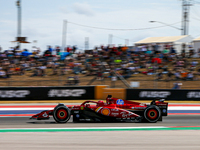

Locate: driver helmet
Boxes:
[106,95,113,104]
[106,98,114,104]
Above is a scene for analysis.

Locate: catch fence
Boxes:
[0,79,199,89]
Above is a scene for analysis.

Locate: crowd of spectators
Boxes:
[0,43,200,85]
[81,43,200,82]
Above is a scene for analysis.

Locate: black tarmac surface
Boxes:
[1,115,200,128]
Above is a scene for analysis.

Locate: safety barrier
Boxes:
[102,88,126,99]
[126,89,200,100]
[0,86,95,100]
[95,86,200,101]
[1,85,200,101]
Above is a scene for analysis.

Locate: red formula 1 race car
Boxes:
[31,95,168,123]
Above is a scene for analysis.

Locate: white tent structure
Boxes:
[193,37,200,56]
[134,35,193,53]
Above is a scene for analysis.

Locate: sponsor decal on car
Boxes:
[111,109,119,111]
[139,103,145,106]
[80,119,90,121]
[72,107,80,110]
[132,107,145,109]
[157,106,167,108]
[116,99,124,105]
[156,103,167,106]
[163,109,167,113]
[111,113,119,116]
[101,108,110,116]
[95,107,102,113]
[42,112,48,117]
[120,112,133,118]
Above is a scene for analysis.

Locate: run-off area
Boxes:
[1,130,200,150]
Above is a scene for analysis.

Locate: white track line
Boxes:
[1,126,168,130]
[0,108,53,111]
[168,107,200,110]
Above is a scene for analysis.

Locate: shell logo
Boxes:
[101,108,110,116]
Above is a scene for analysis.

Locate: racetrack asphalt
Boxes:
[1,115,200,128]
[1,103,200,150]
[1,115,200,150]
[1,102,200,128]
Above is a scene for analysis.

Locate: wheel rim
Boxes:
[57,109,67,120]
[147,109,158,120]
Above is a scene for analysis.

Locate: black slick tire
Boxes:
[53,104,71,123]
[144,105,161,123]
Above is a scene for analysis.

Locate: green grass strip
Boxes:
[1,127,200,132]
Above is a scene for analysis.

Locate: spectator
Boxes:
[32,46,38,54]
[156,71,163,80]
[167,70,174,80]
[48,46,53,54]
[186,72,194,80]
[39,65,46,76]
[191,59,198,67]
[5,67,11,78]
[181,71,188,80]
[74,75,79,85]
[198,48,200,58]
[174,71,181,80]
[60,67,67,76]
[73,64,82,74]
[172,82,182,89]
[55,46,61,55]
[66,76,74,85]
[1,42,200,89]
[170,46,176,54]
[0,69,6,78]
[66,75,79,85]
[30,68,39,77]
[97,68,104,80]
[66,46,72,53]
[72,46,77,54]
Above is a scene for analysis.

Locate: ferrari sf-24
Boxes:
[31,95,168,123]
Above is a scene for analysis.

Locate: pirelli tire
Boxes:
[144,105,161,123]
[53,104,71,123]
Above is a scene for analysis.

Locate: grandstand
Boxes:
[0,43,200,89]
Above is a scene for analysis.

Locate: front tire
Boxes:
[53,104,71,123]
[144,105,161,123]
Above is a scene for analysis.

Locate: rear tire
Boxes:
[144,105,161,123]
[53,104,71,123]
